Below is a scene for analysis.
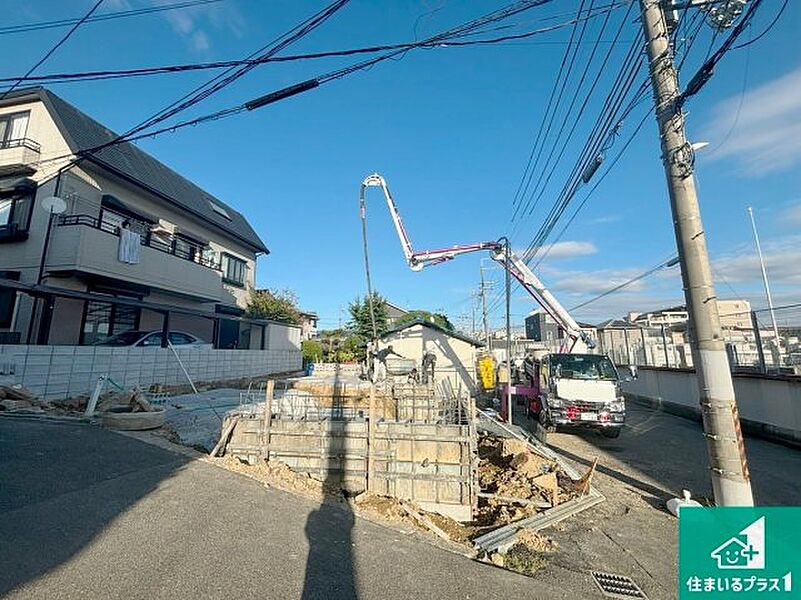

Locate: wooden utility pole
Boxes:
[639,0,752,505]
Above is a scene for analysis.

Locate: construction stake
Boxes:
[210,416,239,457]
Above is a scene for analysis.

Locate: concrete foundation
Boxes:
[224,382,476,522]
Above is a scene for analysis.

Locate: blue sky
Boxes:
[3,0,799,331]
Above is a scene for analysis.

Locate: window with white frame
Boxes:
[0,112,30,147]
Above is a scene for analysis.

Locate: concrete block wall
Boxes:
[623,366,801,446]
[0,345,301,400]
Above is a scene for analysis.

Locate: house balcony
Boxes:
[49,214,224,302]
[0,138,41,170]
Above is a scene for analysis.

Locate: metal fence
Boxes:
[596,304,801,376]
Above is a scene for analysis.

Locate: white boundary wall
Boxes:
[0,345,301,400]
[623,366,801,446]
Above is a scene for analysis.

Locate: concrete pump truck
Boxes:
[360,173,631,438]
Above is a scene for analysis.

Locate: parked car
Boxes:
[92,330,211,348]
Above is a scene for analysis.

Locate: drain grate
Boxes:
[592,571,648,599]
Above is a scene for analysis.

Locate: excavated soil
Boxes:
[352,492,408,522]
[217,455,327,499]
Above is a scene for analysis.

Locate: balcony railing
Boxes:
[57,212,222,271]
[0,138,41,153]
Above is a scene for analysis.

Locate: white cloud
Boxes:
[520,233,801,323]
[780,202,801,228]
[191,30,210,52]
[586,214,622,225]
[151,0,245,52]
[711,235,801,286]
[704,67,801,176]
[521,240,598,262]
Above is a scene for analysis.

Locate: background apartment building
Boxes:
[0,88,270,348]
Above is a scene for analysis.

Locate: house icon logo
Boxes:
[710,516,765,570]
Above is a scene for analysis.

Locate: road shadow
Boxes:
[0,418,191,596]
[301,363,358,600]
[511,401,703,502]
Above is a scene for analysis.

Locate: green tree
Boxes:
[348,292,388,340]
[302,339,323,363]
[396,309,453,331]
[318,329,364,363]
[244,288,301,324]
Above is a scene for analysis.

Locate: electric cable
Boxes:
[25,0,561,173]
[510,0,589,220]
[569,255,679,311]
[0,0,105,100]
[0,0,228,36]
[0,6,627,88]
[511,0,591,221]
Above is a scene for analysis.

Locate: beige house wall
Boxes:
[377,324,479,395]
[1,95,264,345]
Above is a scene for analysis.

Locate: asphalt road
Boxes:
[0,418,572,600]
[2,403,798,600]
[515,400,801,600]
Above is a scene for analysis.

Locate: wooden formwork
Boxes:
[223,394,476,521]
[369,422,474,521]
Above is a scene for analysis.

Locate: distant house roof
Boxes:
[380,318,484,347]
[2,87,268,253]
[637,304,687,317]
[596,318,640,329]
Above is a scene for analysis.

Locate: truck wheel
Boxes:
[539,409,556,433]
[601,428,621,439]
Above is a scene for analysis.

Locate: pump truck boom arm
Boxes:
[360,173,594,353]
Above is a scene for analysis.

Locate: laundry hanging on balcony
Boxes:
[118,228,141,264]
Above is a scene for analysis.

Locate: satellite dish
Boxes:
[40,196,67,214]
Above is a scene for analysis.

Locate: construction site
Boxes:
[3,1,801,598]
[1,358,603,579]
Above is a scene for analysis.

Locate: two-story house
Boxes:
[0,87,268,348]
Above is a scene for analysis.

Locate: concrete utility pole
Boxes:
[479,265,492,351]
[639,0,753,505]
[747,206,781,353]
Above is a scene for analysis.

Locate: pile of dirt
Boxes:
[217,455,327,499]
[426,512,475,543]
[476,435,578,526]
[353,492,408,522]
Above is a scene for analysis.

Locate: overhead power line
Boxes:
[0,0,228,36]
[24,0,351,174]
[569,255,679,311]
[518,0,638,222]
[733,0,786,49]
[510,0,591,222]
[1,0,105,100]
[680,0,765,106]
[112,0,352,158]
[26,0,560,173]
[0,6,630,88]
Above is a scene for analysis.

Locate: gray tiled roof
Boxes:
[380,318,484,347]
[5,87,267,253]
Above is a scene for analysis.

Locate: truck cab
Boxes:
[528,353,627,438]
